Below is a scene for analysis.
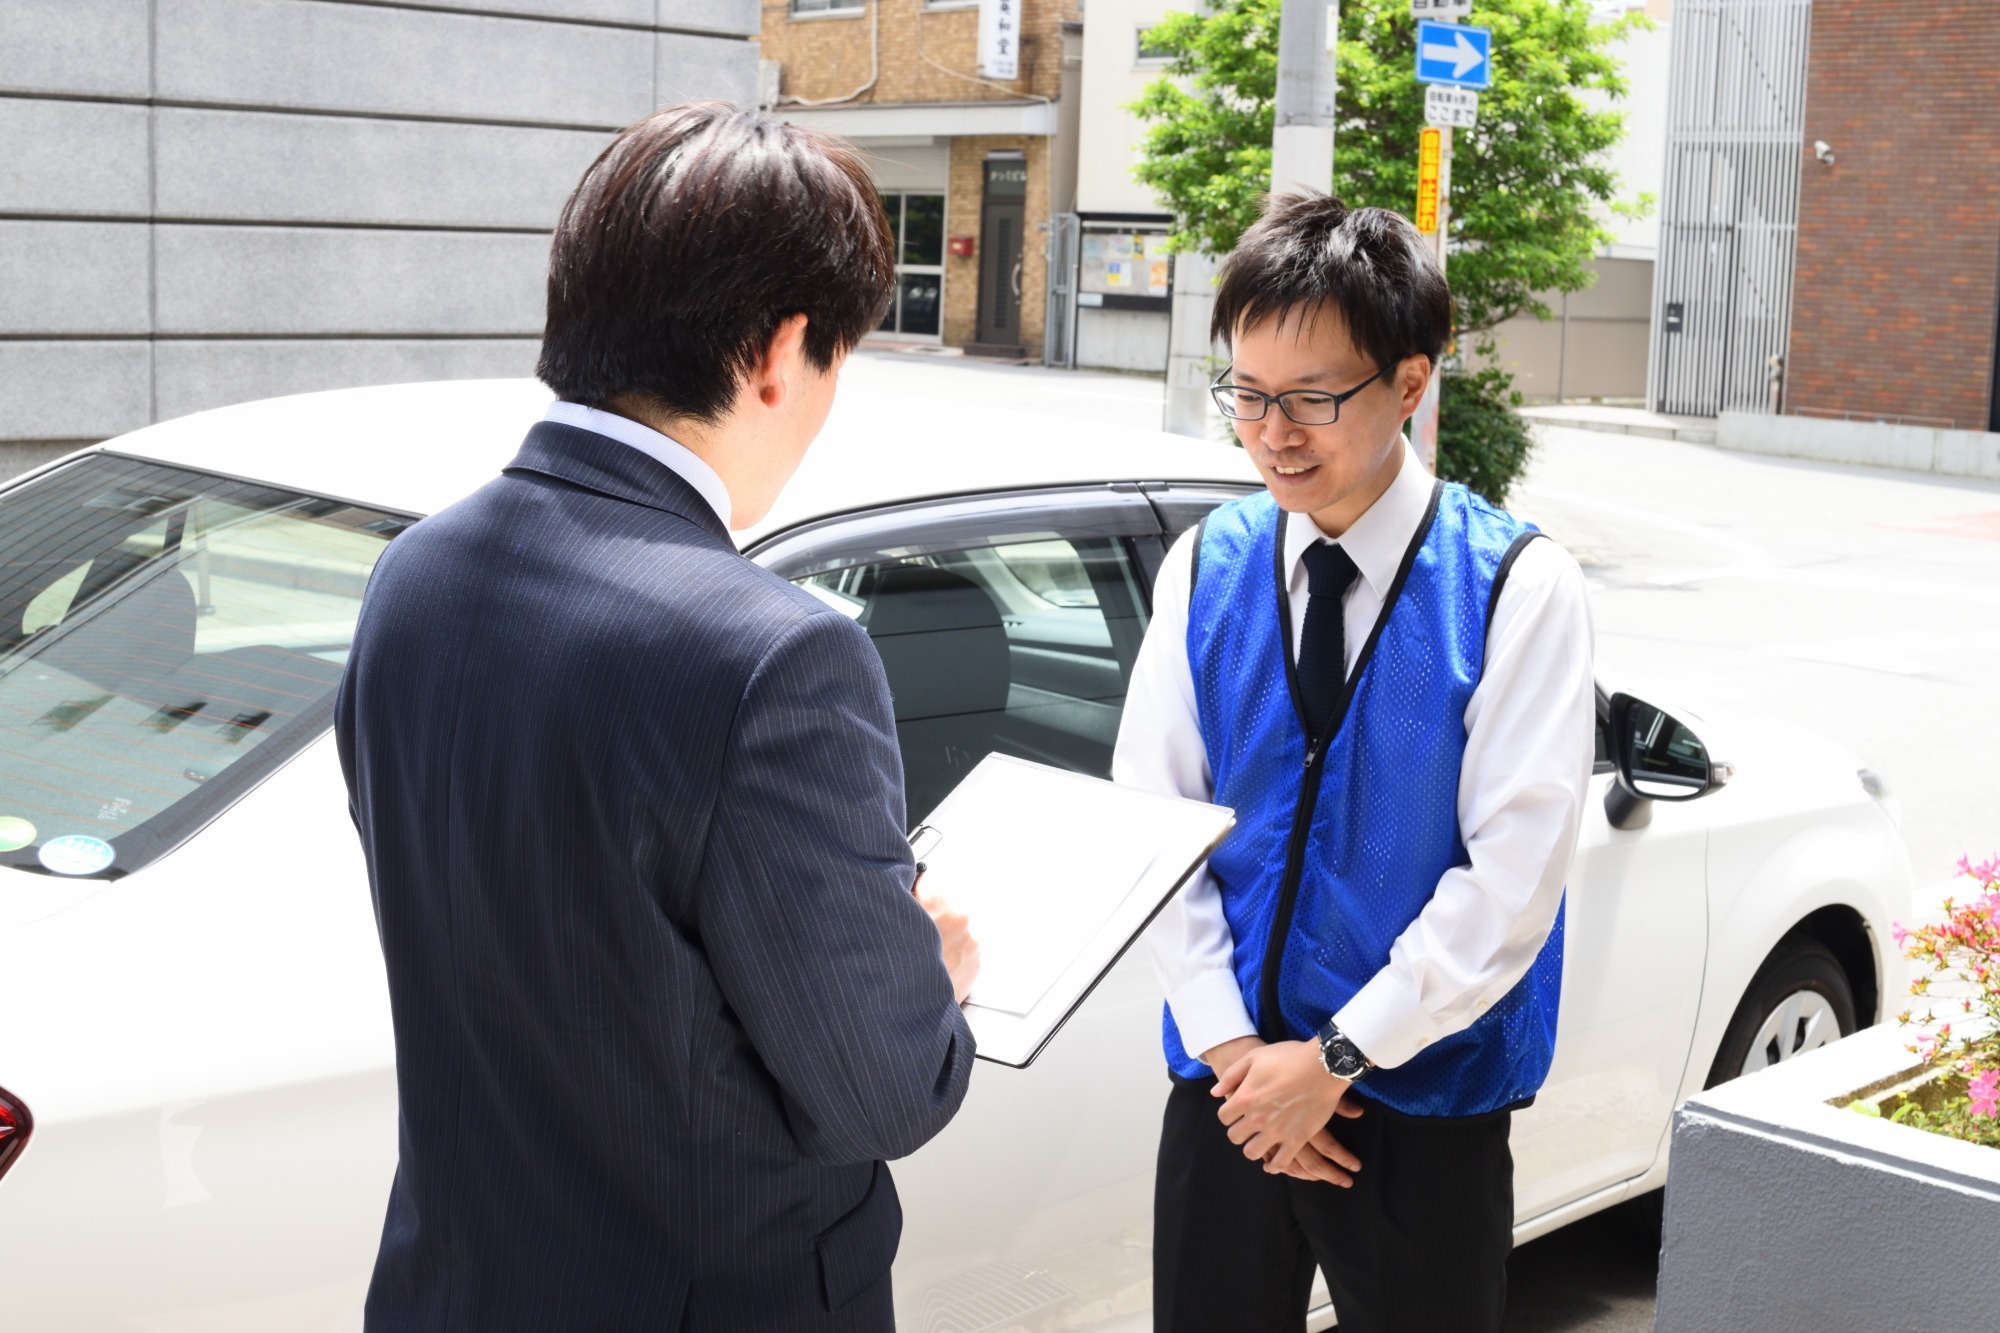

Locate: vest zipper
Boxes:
[1252,481,1445,1045]
[1257,729,1331,1040]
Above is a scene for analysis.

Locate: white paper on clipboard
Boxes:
[909,754,1235,1067]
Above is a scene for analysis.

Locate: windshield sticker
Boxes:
[39,835,115,876]
[0,817,35,851]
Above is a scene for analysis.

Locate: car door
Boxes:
[1507,699,1711,1223]
[751,485,1172,1331]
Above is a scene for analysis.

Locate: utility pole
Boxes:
[1165,0,1339,439]
[1273,0,1339,195]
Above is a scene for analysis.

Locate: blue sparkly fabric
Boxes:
[1164,486,1564,1118]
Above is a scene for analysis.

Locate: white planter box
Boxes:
[1657,1022,2000,1331]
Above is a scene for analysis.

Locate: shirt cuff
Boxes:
[1166,968,1258,1063]
[1333,971,1443,1072]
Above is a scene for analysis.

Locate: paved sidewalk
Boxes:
[1518,403,1717,445]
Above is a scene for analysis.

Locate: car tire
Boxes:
[1704,939,1858,1091]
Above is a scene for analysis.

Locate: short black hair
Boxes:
[1210,194,1451,374]
[537,102,895,424]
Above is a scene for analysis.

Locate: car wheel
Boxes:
[1705,939,1858,1089]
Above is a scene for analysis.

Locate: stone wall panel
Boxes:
[154,226,551,335]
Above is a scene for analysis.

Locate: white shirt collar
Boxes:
[543,401,733,529]
[1281,437,1434,600]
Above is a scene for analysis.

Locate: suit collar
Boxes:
[504,421,733,544]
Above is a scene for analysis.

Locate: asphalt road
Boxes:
[852,351,2000,1331]
[1512,422,2000,895]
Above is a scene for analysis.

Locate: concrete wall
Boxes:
[1658,1024,2000,1331]
[1075,306,1167,374]
[1074,0,1173,216]
[1718,410,2000,482]
[1592,0,1670,256]
[1477,256,1654,402]
[0,0,757,459]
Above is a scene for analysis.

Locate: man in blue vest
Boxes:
[1114,195,1595,1331]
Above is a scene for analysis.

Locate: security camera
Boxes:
[1813,140,1835,165]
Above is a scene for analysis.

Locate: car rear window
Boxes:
[0,453,409,879]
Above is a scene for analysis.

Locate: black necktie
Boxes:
[1298,542,1360,740]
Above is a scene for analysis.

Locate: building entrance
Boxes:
[877,192,944,340]
[973,158,1027,353]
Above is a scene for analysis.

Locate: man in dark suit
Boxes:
[335,102,979,1332]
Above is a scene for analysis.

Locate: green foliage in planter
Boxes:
[1890,855,2000,1149]
[1438,366,1535,507]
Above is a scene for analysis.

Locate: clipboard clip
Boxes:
[907,824,944,868]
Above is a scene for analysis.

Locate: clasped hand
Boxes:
[1204,1037,1364,1187]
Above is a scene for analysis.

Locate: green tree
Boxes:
[1130,0,1651,337]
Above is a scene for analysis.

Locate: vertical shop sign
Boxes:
[980,0,1020,81]
[1415,127,1442,234]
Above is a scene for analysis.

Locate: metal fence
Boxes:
[1650,0,1813,418]
[1044,213,1081,369]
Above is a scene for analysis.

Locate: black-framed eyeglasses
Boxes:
[1209,366,1386,426]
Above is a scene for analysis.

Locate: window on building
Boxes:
[877,192,946,339]
[1137,27,1174,64]
[791,0,863,16]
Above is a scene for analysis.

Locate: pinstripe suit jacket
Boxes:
[335,421,977,1332]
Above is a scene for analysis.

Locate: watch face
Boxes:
[1320,1031,1367,1080]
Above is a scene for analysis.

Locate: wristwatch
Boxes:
[1316,1018,1373,1083]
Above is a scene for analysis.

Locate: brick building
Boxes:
[1654,0,2000,435]
[764,0,1082,357]
[1785,2,2000,433]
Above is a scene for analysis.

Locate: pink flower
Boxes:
[1970,1069,2000,1119]
[1892,922,1911,948]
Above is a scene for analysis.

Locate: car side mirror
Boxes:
[1605,692,1724,830]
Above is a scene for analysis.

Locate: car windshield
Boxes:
[0,453,408,879]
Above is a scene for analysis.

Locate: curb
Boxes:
[1518,408,1718,447]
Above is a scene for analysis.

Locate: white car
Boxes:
[0,374,1910,1331]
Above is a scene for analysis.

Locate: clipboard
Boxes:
[909,754,1235,1068]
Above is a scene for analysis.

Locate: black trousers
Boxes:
[1153,1075,1514,1333]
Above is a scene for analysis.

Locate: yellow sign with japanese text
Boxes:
[1415,127,1442,235]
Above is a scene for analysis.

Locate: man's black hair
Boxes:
[537,101,895,424]
[1210,193,1452,374]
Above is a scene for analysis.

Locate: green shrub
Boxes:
[1438,366,1535,507]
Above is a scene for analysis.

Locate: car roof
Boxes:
[90,361,1262,547]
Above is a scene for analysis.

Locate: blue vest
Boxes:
[1164,482,1564,1118]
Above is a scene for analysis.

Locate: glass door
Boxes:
[876,192,945,341]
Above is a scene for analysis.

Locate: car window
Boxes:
[0,453,408,878]
[794,533,1150,825]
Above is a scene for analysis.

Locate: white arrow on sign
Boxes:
[1421,29,1484,78]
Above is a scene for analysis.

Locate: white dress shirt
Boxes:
[544,401,733,529]
[1111,440,1597,1071]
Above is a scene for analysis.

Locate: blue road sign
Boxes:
[1415,20,1491,91]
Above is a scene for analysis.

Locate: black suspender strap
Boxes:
[1482,530,1548,661]
[1186,514,1209,612]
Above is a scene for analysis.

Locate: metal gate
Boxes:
[1044,212,1080,368]
[1651,0,1813,417]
